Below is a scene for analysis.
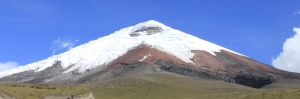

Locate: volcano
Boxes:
[0,20,299,88]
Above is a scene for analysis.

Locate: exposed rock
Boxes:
[157,61,276,88]
[43,91,95,99]
[108,46,187,69]
[0,46,299,89]
[130,26,163,37]
[0,61,64,84]
[0,92,15,99]
[233,73,275,88]
[158,60,220,80]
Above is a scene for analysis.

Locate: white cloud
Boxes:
[51,37,79,55]
[0,61,19,72]
[294,11,300,16]
[272,28,300,73]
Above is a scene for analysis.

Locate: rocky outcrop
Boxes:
[0,46,299,89]
[233,73,275,88]
[157,60,220,80]
[108,46,187,69]
[0,92,15,99]
[43,91,94,99]
[130,26,163,37]
[156,59,275,88]
[0,61,64,84]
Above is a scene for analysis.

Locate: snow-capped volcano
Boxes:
[0,20,299,88]
[0,20,242,78]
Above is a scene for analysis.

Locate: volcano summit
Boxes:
[0,20,299,88]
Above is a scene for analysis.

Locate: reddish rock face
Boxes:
[219,50,276,71]
[108,46,187,70]
[106,46,300,88]
[217,50,299,79]
[109,46,299,79]
[190,50,226,71]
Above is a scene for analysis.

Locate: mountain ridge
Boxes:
[0,20,299,88]
[0,20,243,78]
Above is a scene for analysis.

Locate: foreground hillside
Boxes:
[0,83,92,99]
[1,73,300,99]
[86,73,300,99]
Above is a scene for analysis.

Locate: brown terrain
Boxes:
[108,46,187,69]
[105,46,300,88]
[0,46,299,88]
[43,92,95,99]
[0,92,15,99]
[0,91,94,99]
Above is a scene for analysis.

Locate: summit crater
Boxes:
[129,20,171,37]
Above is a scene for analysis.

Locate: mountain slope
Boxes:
[87,73,300,99]
[0,20,299,88]
[0,20,242,78]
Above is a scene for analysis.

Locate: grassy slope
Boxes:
[88,73,248,99]
[263,79,300,89]
[0,83,89,99]
[0,73,299,99]
[86,73,300,99]
[244,88,300,99]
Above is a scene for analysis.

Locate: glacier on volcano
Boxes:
[0,20,244,78]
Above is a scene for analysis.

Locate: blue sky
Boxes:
[1,0,300,72]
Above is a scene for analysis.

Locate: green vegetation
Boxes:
[89,74,252,99]
[244,88,300,99]
[0,73,299,99]
[0,83,89,99]
[87,73,300,99]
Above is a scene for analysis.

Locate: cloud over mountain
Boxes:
[51,37,79,55]
[0,61,19,72]
[273,28,300,73]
